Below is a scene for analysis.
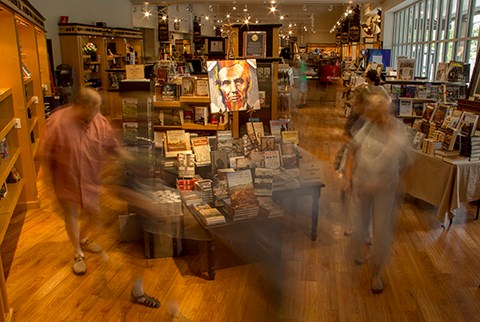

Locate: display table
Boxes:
[185,205,284,280]
[404,150,480,224]
[184,178,325,280]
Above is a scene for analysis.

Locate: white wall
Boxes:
[302,7,343,45]
[29,0,132,68]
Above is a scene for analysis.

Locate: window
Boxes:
[392,0,480,80]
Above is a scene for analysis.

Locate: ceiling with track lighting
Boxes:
[130,1,367,31]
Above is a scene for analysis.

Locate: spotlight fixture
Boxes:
[270,5,276,13]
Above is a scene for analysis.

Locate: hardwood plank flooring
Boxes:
[2,81,480,321]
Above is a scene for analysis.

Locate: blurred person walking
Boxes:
[336,69,386,236]
[40,88,127,275]
[342,86,413,293]
[293,57,308,108]
[40,88,161,308]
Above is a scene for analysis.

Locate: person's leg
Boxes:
[79,205,103,253]
[60,203,87,275]
[130,258,160,308]
[352,191,372,264]
[370,190,397,293]
[61,203,83,255]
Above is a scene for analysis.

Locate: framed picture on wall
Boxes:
[208,38,225,55]
[243,31,266,58]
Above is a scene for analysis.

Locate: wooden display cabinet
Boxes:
[105,36,143,91]
[60,34,105,89]
[0,0,49,318]
[59,24,143,117]
[16,15,47,159]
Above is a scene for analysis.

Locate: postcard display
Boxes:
[383,77,480,162]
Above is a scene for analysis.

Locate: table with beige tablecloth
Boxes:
[404,150,480,224]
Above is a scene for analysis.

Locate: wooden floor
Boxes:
[3,81,480,321]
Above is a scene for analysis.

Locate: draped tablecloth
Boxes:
[404,150,480,223]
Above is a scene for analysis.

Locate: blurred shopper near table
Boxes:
[40,88,123,275]
[293,57,308,108]
[342,86,413,293]
[40,88,160,308]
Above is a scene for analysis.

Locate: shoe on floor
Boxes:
[72,254,86,275]
[371,276,384,294]
[131,292,161,308]
[81,238,103,253]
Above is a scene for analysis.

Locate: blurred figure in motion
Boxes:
[336,68,387,236]
[40,88,160,308]
[342,86,413,293]
[293,57,308,108]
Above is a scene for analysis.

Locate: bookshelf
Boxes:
[59,23,143,118]
[153,96,228,134]
[383,79,467,119]
[0,0,49,317]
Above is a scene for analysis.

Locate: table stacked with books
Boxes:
[154,119,325,278]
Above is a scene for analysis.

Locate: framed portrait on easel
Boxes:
[207,59,260,113]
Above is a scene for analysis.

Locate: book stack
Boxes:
[176,176,201,191]
[191,137,211,165]
[442,127,459,151]
[194,179,214,204]
[177,152,195,178]
[434,148,460,160]
[192,204,226,226]
[222,198,259,221]
[150,189,183,219]
[254,168,273,196]
[422,138,436,155]
[212,168,234,205]
[427,123,438,139]
[216,130,233,149]
[165,130,191,158]
[180,190,203,206]
[460,136,480,161]
[257,197,284,218]
[225,170,259,220]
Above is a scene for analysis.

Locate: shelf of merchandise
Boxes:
[16,14,47,161]
[153,125,182,131]
[153,95,229,134]
[59,23,144,117]
[179,96,210,104]
[1,0,48,316]
[153,100,182,108]
[182,123,228,131]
